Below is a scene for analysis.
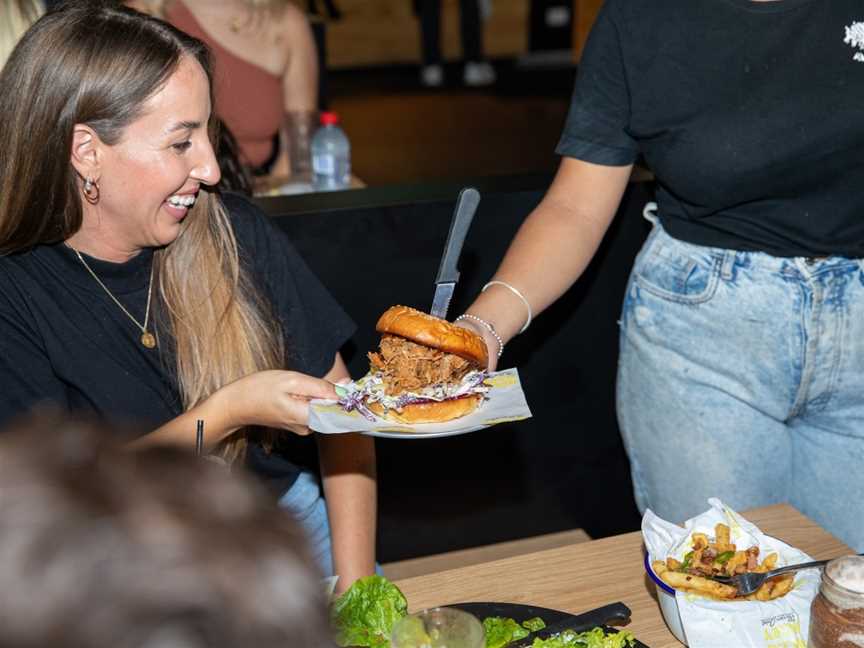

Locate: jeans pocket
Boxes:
[633,237,722,305]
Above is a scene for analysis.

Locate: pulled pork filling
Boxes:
[368,334,474,395]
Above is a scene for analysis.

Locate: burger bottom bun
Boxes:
[367,394,482,424]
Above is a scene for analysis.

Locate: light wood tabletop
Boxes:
[393,504,853,648]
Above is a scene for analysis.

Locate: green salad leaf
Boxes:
[529,627,635,648]
[331,575,408,648]
[522,618,546,632]
[714,551,736,565]
[483,616,530,648]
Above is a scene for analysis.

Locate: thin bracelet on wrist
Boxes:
[454,314,504,360]
[481,280,532,334]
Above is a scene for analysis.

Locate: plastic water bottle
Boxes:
[311,111,351,191]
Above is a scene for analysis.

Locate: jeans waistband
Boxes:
[642,208,864,276]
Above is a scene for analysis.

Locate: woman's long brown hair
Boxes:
[0,3,283,460]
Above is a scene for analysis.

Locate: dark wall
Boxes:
[262,179,653,561]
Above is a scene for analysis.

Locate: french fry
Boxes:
[768,574,794,600]
[658,570,738,599]
[725,551,747,576]
[715,523,730,548]
[657,527,794,602]
[758,552,778,572]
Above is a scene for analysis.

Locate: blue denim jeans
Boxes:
[617,222,864,551]
[278,470,382,579]
[278,471,335,577]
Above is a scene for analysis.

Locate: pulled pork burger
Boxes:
[342,305,490,423]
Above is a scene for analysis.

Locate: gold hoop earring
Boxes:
[82,177,100,205]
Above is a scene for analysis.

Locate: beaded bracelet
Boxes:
[482,280,532,334]
[454,313,504,360]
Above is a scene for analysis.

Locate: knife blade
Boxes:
[430,187,481,319]
[505,602,632,648]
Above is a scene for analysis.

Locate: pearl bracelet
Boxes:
[482,280,532,334]
[454,314,504,360]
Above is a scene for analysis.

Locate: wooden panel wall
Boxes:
[324,0,529,69]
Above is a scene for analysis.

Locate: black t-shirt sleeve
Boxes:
[0,276,68,428]
[221,193,356,378]
[555,0,639,166]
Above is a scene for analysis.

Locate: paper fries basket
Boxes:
[642,498,821,647]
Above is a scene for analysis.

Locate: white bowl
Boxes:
[644,553,688,645]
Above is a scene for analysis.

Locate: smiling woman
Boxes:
[0,1,376,591]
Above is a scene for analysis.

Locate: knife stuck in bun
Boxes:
[339,305,490,423]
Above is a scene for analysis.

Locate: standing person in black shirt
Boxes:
[454,0,864,551]
[0,2,376,591]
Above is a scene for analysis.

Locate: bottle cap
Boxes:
[320,111,339,126]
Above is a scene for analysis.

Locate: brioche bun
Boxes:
[367,394,482,424]
[375,305,488,368]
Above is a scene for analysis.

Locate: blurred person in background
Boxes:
[0,1,376,591]
[416,0,496,88]
[0,414,334,648]
[0,0,43,70]
[128,0,320,185]
[307,0,340,20]
[455,0,864,551]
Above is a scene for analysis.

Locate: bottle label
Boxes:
[313,154,336,175]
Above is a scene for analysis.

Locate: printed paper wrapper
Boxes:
[308,368,531,438]
[643,498,820,648]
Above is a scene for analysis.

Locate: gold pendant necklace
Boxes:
[69,246,157,349]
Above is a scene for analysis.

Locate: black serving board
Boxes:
[448,601,650,648]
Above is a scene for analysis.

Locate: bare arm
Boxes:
[123,0,164,16]
[461,157,634,365]
[317,353,378,592]
[130,369,338,451]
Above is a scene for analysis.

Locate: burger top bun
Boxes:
[375,305,489,368]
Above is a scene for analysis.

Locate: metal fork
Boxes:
[711,553,864,596]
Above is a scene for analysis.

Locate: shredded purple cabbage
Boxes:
[338,371,489,422]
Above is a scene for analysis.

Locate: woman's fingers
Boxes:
[454,319,499,371]
[284,372,339,400]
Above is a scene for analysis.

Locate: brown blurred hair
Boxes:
[0,413,332,648]
[0,3,284,460]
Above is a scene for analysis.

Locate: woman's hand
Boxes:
[454,318,501,372]
[218,369,338,436]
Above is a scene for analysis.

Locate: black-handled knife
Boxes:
[430,187,481,319]
[506,602,632,648]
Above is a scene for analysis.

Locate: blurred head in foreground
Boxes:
[0,415,333,648]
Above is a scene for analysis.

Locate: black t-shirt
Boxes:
[0,193,355,491]
[557,0,864,257]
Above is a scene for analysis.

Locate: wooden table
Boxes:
[393,504,852,648]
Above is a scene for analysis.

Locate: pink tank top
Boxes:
[167,1,284,168]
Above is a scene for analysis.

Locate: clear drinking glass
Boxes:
[391,607,485,648]
[286,110,318,182]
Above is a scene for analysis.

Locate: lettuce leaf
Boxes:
[530,627,635,648]
[331,575,408,647]
[522,617,546,632]
[483,616,530,648]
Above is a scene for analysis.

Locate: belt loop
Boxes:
[720,250,735,281]
[642,201,658,225]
